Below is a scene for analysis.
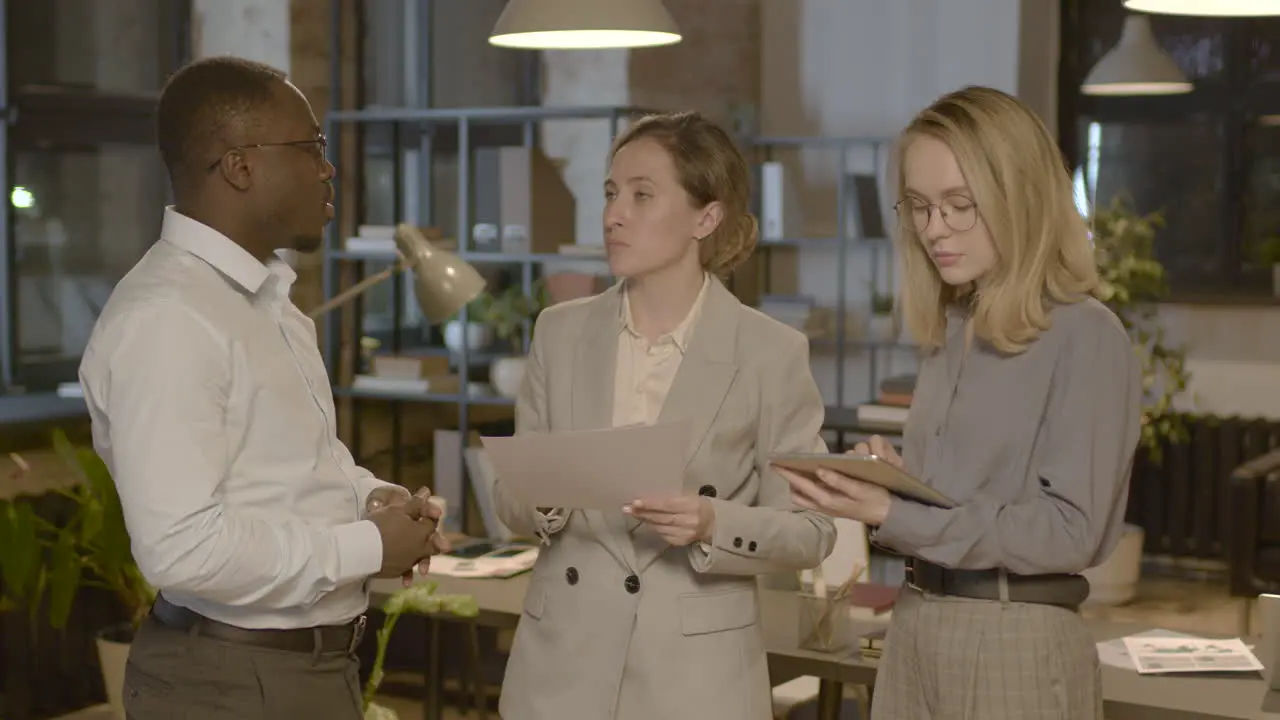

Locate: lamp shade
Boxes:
[1124,0,1280,16]
[1082,15,1193,96]
[489,0,681,50]
[394,224,486,325]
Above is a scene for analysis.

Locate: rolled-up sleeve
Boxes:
[873,320,1141,575]
[80,303,383,609]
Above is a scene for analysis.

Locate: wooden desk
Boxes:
[371,575,1280,720]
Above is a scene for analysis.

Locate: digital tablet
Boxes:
[770,452,958,509]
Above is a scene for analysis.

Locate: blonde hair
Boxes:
[611,111,757,278]
[896,86,1100,355]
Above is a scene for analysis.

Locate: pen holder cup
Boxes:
[797,592,850,653]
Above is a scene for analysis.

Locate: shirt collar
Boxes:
[160,206,296,296]
[619,273,711,352]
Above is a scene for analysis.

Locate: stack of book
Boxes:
[854,373,916,432]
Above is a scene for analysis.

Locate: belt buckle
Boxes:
[905,562,922,592]
[348,615,367,655]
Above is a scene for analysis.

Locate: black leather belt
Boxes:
[150,594,367,655]
[905,558,1090,608]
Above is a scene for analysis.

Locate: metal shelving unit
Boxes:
[746,135,918,445]
[321,101,659,531]
[317,0,668,534]
[320,3,916,534]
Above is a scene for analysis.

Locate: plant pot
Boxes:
[1081,523,1144,606]
[95,622,135,720]
[490,356,527,398]
[868,314,895,342]
[365,701,400,720]
[545,271,601,305]
[443,321,490,354]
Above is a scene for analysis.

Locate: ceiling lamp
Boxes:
[1082,14,1193,95]
[1124,0,1280,16]
[489,0,681,50]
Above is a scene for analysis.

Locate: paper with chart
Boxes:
[479,421,691,511]
[1119,634,1263,674]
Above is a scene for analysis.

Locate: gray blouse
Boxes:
[872,297,1142,575]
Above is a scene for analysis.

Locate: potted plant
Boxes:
[868,291,895,341]
[0,428,154,719]
[442,294,493,355]
[1083,196,1192,606]
[1251,236,1280,298]
[473,281,547,398]
[362,582,479,720]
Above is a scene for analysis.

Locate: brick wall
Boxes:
[629,0,761,127]
[289,0,339,314]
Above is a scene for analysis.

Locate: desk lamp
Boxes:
[308,224,486,323]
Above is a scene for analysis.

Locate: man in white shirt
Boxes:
[78,56,443,719]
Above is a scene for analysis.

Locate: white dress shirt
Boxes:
[79,207,394,630]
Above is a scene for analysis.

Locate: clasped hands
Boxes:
[365,486,452,587]
[775,435,898,527]
[623,495,715,547]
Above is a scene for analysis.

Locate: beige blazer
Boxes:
[493,278,836,720]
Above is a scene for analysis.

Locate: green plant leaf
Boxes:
[27,565,47,626]
[44,428,153,625]
[1090,195,1192,458]
[0,501,40,604]
[46,528,82,630]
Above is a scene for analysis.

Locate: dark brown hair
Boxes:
[610,111,757,278]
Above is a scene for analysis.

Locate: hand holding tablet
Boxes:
[771,451,957,509]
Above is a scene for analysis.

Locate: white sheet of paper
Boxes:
[479,421,692,511]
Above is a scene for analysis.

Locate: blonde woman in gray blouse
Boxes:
[779,85,1142,719]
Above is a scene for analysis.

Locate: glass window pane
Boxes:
[1246,20,1280,83]
[1244,119,1280,293]
[1077,0,1226,82]
[1078,118,1226,294]
[13,146,167,391]
[8,0,180,94]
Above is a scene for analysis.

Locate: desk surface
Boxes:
[371,575,1280,720]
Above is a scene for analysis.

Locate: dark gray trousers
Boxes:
[122,614,365,719]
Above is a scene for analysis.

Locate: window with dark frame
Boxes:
[1059,0,1280,301]
[1,0,190,394]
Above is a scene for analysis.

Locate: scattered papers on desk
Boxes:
[1098,629,1194,670]
[1099,629,1264,674]
[428,544,539,579]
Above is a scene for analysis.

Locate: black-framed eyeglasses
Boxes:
[206,135,328,171]
[894,195,979,234]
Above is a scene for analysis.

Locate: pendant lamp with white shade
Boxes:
[1082,14,1193,95]
[1124,0,1280,16]
[489,0,681,50]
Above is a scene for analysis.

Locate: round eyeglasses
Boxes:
[894,195,979,234]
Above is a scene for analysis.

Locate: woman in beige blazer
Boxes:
[492,111,836,720]
[780,86,1141,719]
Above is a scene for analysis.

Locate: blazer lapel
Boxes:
[571,285,620,433]
[633,280,740,571]
[655,279,739,470]
[569,285,639,572]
